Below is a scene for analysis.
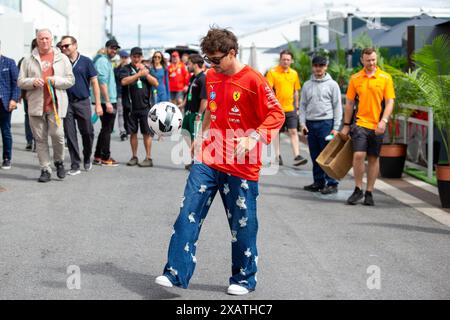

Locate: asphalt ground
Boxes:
[0,122,449,300]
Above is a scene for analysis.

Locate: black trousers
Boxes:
[64,98,95,169]
[94,103,117,160]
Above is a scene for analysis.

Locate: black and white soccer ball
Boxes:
[148,102,183,137]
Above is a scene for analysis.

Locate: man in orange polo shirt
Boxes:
[341,48,395,206]
[266,50,307,166]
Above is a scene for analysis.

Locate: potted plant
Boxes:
[408,35,450,208]
[379,67,420,178]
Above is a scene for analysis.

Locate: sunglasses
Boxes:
[154,56,162,59]
[61,44,71,49]
[203,52,228,65]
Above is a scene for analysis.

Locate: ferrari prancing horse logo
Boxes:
[233,92,241,102]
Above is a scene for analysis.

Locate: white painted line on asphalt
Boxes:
[403,176,439,196]
[374,179,450,228]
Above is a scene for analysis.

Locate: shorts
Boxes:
[170,91,184,102]
[129,109,153,136]
[281,111,299,131]
[351,125,384,157]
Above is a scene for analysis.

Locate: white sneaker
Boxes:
[155,275,173,288]
[67,169,81,176]
[227,284,249,296]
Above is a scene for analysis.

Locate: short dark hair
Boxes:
[200,27,239,55]
[361,47,376,57]
[189,54,204,68]
[280,50,293,59]
[61,35,77,44]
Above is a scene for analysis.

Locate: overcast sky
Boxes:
[113,0,450,49]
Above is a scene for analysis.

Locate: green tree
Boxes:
[407,35,450,164]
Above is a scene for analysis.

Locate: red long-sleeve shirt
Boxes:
[199,66,285,181]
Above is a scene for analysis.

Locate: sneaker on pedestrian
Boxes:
[84,162,93,172]
[227,284,250,296]
[102,158,119,167]
[278,155,284,166]
[304,183,324,192]
[293,155,308,166]
[321,185,338,195]
[120,132,128,141]
[93,157,102,166]
[38,170,51,183]
[127,157,139,166]
[67,168,81,176]
[1,159,11,170]
[25,143,32,151]
[364,191,375,206]
[185,161,194,171]
[347,187,364,205]
[155,275,173,288]
[55,161,66,179]
[138,158,153,167]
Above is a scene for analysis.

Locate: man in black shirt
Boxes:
[180,54,207,170]
[120,47,158,167]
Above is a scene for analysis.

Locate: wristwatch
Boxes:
[249,131,261,142]
[382,118,389,124]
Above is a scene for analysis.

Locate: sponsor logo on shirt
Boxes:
[210,91,216,100]
[233,91,241,102]
[209,101,218,112]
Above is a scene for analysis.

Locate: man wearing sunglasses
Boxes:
[60,36,102,175]
[156,27,285,296]
[300,56,342,195]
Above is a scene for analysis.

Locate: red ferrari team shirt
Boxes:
[199,66,285,181]
[168,62,189,92]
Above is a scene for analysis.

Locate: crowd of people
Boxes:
[1,26,395,295]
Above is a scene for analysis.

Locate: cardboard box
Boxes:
[316,134,353,180]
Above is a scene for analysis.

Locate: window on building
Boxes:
[0,0,22,12]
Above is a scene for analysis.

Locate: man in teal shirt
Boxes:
[92,39,120,167]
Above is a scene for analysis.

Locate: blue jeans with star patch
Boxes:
[162,163,259,290]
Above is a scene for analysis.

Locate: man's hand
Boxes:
[234,136,258,158]
[139,68,150,77]
[301,125,309,136]
[331,130,339,136]
[105,102,114,114]
[95,104,103,117]
[375,121,387,136]
[33,78,45,88]
[340,125,350,137]
[8,101,17,112]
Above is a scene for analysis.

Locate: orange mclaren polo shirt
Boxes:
[346,68,396,130]
[266,65,301,113]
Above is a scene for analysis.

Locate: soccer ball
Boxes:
[148,102,183,137]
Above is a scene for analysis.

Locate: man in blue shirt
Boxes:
[60,36,102,175]
[92,39,120,167]
[0,41,20,170]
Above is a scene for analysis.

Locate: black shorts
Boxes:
[351,125,384,157]
[281,111,299,131]
[129,109,153,136]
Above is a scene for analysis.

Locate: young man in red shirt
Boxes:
[156,27,285,296]
[168,51,189,107]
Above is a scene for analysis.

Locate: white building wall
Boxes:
[21,0,69,41]
[67,0,107,58]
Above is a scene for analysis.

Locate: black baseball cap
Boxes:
[312,56,328,65]
[105,39,121,49]
[130,47,143,56]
